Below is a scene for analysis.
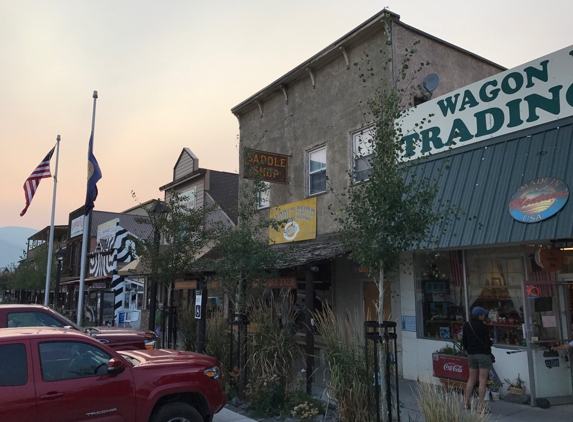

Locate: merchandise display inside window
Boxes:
[465,250,526,346]
[416,248,536,347]
[416,252,466,340]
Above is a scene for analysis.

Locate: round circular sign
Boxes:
[508,178,569,223]
[283,221,300,241]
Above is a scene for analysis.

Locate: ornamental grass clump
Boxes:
[416,382,489,422]
[206,307,230,384]
[245,299,302,416]
[314,308,375,422]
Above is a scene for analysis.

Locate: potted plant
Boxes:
[504,373,526,395]
[486,376,502,400]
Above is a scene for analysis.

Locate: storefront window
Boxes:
[466,249,526,346]
[416,247,531,346]
[416,251,467,340]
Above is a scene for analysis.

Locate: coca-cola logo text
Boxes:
[443,363,463,373]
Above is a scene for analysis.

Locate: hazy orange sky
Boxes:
[2,1,572,230]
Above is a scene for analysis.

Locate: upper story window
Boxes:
[308,146,327,195]
[180,187,196,209]
[352,127,374,183]
[256,182,270,209]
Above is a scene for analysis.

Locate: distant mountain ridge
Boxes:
[0,226,37,268]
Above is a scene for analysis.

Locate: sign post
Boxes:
[195,283,208,354]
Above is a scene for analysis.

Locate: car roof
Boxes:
[0,326,87,341]
[0,304,50,310]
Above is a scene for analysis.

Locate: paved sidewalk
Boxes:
[214,377,573,421]
[213,407,256,422]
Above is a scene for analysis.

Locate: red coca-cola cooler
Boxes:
[432,353,469,381]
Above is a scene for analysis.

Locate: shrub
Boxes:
[178,308,197,351]
[244,299,302,416]
[314,308,375,422]
[416,382,489,422]
[206,307,231,384]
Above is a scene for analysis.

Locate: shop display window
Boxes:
[465,249,526,346]
[415,252,467,340]
[416,247,530,346]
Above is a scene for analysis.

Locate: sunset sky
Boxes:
[2,0,572,230]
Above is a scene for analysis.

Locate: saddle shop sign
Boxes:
[399,45,573,161]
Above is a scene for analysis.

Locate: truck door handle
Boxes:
[39,392,64,400]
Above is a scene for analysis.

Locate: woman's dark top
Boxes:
[462,318,492,355]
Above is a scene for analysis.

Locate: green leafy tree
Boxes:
[134,191,217,295]
[9,244,57,296]
[206,170,290,393]
[334,21,461,418]
[208,177,286,309]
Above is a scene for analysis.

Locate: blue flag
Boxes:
[84,133,102,215]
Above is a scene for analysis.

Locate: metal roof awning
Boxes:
[408,117,573,249]
[59,276,112,286]
[118,259,150,276]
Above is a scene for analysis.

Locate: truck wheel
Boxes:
[150,402,203,422]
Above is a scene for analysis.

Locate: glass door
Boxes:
[525,275,573,405]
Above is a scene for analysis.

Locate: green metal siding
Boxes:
[408,117,573,249]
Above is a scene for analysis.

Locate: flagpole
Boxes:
[43,135,61,306]
[78,91,98,326]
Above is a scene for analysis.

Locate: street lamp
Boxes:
[148,199,167,332]
[54,248,65,309]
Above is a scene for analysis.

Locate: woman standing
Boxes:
[462,306,493,411]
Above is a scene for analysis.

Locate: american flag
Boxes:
[530,256,554,297]
[450,250,464,286]
[20,147,55,217]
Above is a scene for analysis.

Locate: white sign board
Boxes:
[97,219,118,250]
[70,215,84,238]
[195,290,202,319]
[398,45,573,160]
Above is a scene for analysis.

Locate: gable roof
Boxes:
[91,211,152,240]
[207,170,239,224]
[231,8,503,117]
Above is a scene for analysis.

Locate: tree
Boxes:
[136,191,216,336]
[333,22,460,419]
[135,191,217,304]
[9,244,57,300]
[206,169,290,393]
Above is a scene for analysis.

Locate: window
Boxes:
[415,248,527,346]
[308,147,326,195]
[39,341,111,381]
[416,251,467,340]
[0,344,27,386]
[352,127,374,182]
[465,249,526,346]
[180,187,196,209]
[8,311,64,328]
[256,182,270,209]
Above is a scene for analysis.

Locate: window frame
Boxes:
[256,181,270,210]
[308,146,327,196]
[180,186,197,210]
[352,126,374,183]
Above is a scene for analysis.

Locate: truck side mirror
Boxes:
[107,358,125,375]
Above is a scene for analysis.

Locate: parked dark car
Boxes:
[0,304,158,350]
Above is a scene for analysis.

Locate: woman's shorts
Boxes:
[468,353,493,370]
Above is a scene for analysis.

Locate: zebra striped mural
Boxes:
[88,222,138,325]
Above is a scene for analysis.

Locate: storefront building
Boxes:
[398,44,573,406]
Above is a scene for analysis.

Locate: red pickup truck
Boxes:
[0,304,158,350]
[0,327,225,422]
